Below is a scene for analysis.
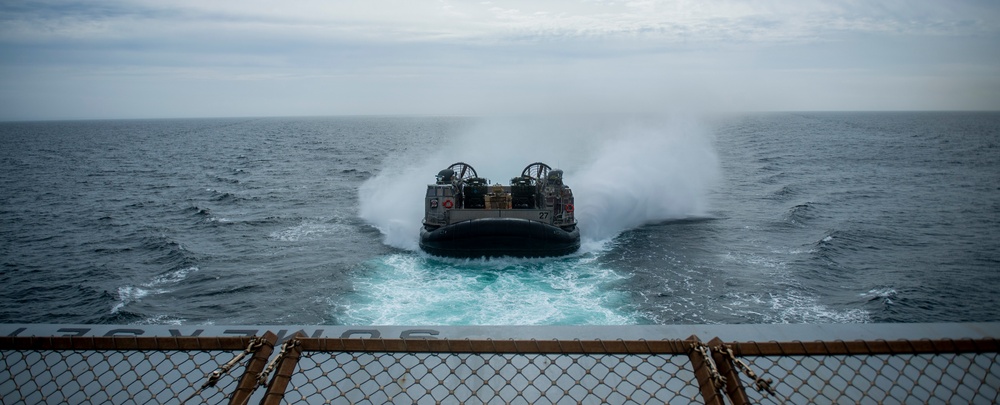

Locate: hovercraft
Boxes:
[419,162,580,258]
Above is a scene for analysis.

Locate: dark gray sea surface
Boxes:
[1,112,997,326]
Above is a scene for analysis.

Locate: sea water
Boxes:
[1,112,997,325]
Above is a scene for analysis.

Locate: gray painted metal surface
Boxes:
[3,323,998,341]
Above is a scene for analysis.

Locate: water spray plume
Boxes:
[359,115,720,251]
[573,118,720,242]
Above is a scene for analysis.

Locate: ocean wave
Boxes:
[769,184,799,200]
[340,168,373,180]
[111,266,199,315]
[761,290,871,324]
[718,244,872,324]
[861,286,898,305]
[137,235,199,268]
[784,202,817,226]
[184,205,212,217]
[208,174,241,184]
[211,191,240,203]
[269,218,352,242]
[208,215,292,226]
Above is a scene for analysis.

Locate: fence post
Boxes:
[708,337,751,405]
[687,335,725,405]
[228,331,277,405]
[260,331,306,405]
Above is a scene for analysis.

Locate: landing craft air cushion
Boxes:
[419,162,580,257]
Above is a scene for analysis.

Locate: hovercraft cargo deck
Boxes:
[419,162,580,258]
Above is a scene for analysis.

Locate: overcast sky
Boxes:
[1,0,998,120]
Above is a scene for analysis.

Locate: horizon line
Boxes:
[3,109,1000,123]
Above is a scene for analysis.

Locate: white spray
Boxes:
[572,117,720,242]
[358,115,720,251]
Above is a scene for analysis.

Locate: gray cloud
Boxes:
[1,0,998,120]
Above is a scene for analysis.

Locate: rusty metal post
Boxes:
[229,331,277,405]
[708,337,751,405]
[259,331,306,405]
[686,335,725,405]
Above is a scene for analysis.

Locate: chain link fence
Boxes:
[728,338,1000,405]
[1,334,277,405]
[2,333,998,404]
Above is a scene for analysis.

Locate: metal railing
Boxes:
[2,333,998,404]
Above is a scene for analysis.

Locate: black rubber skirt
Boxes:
[419,218,580,258]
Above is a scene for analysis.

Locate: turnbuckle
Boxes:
[717,345,776,396]
[182,336,263,404]
[692,342,728,390]
[257,338,301,387]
